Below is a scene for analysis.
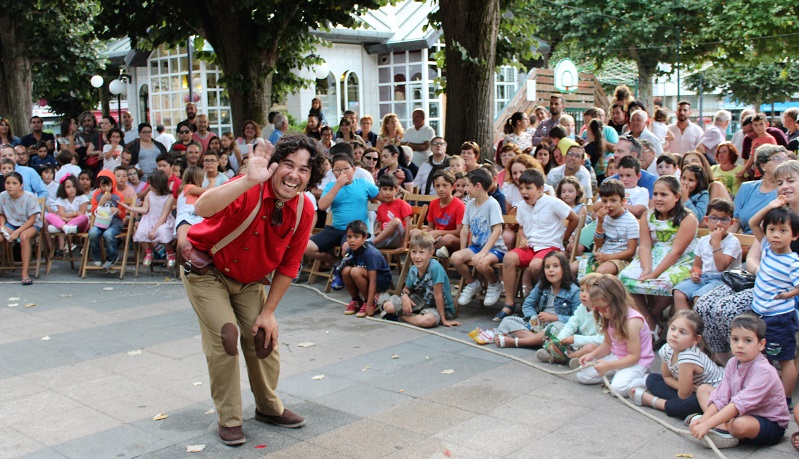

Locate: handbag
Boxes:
[179,185,305,276]
[721,269,756,292]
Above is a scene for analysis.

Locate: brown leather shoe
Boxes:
[254,408,305,428]
[218,424,246,446]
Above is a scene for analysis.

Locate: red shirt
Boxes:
[187,176,314,283]
[376,199,413,230]
[427,197,465,231]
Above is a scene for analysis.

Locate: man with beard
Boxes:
[666,101,703,156]
[176,103,198,134]
[532,94,565,146]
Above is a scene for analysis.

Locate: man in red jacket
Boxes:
[182,135,325,446]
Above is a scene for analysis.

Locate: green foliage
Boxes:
[1,0,106,117]
[96,0,390,102]
[685,58,799,107]
[701,0,797,60]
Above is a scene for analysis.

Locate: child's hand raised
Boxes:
[709,225,725,244]
[595,206,608,223]
[769,195,788,209]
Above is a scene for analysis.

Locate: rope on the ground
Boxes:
[602,375,726,459]
[295,283,727,458]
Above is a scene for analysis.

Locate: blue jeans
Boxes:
[89,219,124,262]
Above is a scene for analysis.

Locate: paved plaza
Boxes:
[0,264,795,458]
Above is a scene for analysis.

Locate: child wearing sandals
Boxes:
[494,251,580,348]
[576,275,654,397]
[536,272,604,367]
[689,314,789,449]
[629,310,724,420]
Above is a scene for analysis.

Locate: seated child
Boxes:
[451,168,507,307]
[673,198,741,311]
[499,169,579,319]
[576,275,654,397]
[412,169,464,258]
[573,179,638,276]
[88,170,128,271]
[690,314,789,449]
[494,251,580,348]
[631,310,724,420]
[453,172,471,204]
[536,272,604,366]
[481,163,506,214]
[747,203,799,407]
[608,155,649,219]
[341,220,393,318]
[380,232,462,328]
[372,174,412,249]
[556,176,588,223]
[656,153,679,178]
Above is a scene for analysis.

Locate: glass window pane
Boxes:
[409,84,423,101]
[161,95,170,110]
[428,102,439,119]
[394,103,407,120]
[169,58,178,73]
[220,109,231,125]
[171,76,180,92]
[160,60,168,75]
[208,110,218,124]
[430,120,439,134]
[208,91,218,108]
[153,96,161,110]
[161,77,170,94]
[379,68,391,84]
[379,86,391,102]
[409,65,422,82]
[393,52,406,65]
[394,84,406,101]
[409,50,422,63]
[220,91,230,107]
[207,73,217,87]
[149,61,158,77]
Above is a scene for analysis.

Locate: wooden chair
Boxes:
[569,213,587,264]
[134,243,179,278]
[0,197,46,279]
[304,212,337,289]
[697,228,710,238]
[79,197,135,279]
[734,233,755,260]
[403,193,436,207]
[384,204,428,294]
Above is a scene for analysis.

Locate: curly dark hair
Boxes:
[270,134,327,189]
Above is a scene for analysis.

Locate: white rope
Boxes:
[0,281,181,285]
[295,283,727,458]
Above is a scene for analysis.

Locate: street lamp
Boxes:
[108,71,131,124]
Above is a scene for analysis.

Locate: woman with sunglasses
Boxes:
[361,147,380,181]
[0,119,20,147]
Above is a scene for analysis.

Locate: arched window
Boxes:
[315,72,337,122]
[340,71,360,117]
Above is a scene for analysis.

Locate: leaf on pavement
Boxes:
[297,342,315,348]
[391,354,399,359]
[152,413,169,421]
[441,369,455,374]
[186,445,205,453]
[192,382,202,386]
[24,303,35,308]
[102,287,114,291]
[204,409,215,415]
[7,303,19,307]
[311,375,325,380]
[41,336,51,341]
[127,350,142,356]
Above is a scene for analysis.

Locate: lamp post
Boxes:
[108,71,131,124]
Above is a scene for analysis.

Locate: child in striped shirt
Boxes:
[749,203,799,408]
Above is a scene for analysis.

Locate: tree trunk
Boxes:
[202,2,279,133]
[0,13,32,138]
[439,0,501,160]
[634,57,657,115]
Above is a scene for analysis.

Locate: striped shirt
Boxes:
[752,240,799,316]
[659,344,724,387]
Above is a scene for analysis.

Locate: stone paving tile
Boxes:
[0,375,47,404]
[434,415,544,456]
[51,425,162,459]
[0,427,45,459]
[16,449,67,459]
[309,418,426,457]
[420,381,521,415]
[13,406,121,448]
[506,430,638,458]
[489,394,593,433]
[383,437,498,459]
[277,370,361,402]
[318,383,411,417]
[20,361,112,391]
[52,374,154,405]
[1,391,83,428]
[372,398,477,436]
[263,441,357,459]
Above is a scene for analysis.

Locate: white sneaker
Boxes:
[483,282,503,306]
[47,224,60,233]
[63,225,77,234]
[92,261,102,267]
[435,246,449,258]
[458,281,481,306]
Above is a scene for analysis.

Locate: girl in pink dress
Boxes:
[121,170,176,267]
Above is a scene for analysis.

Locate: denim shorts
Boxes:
[467,245,505,262]
[673,273,723,300]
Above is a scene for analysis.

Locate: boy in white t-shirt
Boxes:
[614,155,649,218]
[498,168,579,321]
[451,169,508,308]
[673,198,741,311]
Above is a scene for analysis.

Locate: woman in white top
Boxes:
[503,112,533,153]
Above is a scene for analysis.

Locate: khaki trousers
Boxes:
[182,268,284,427]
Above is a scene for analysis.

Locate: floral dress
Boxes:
[504,132,533,152]
[619,210,696,296]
